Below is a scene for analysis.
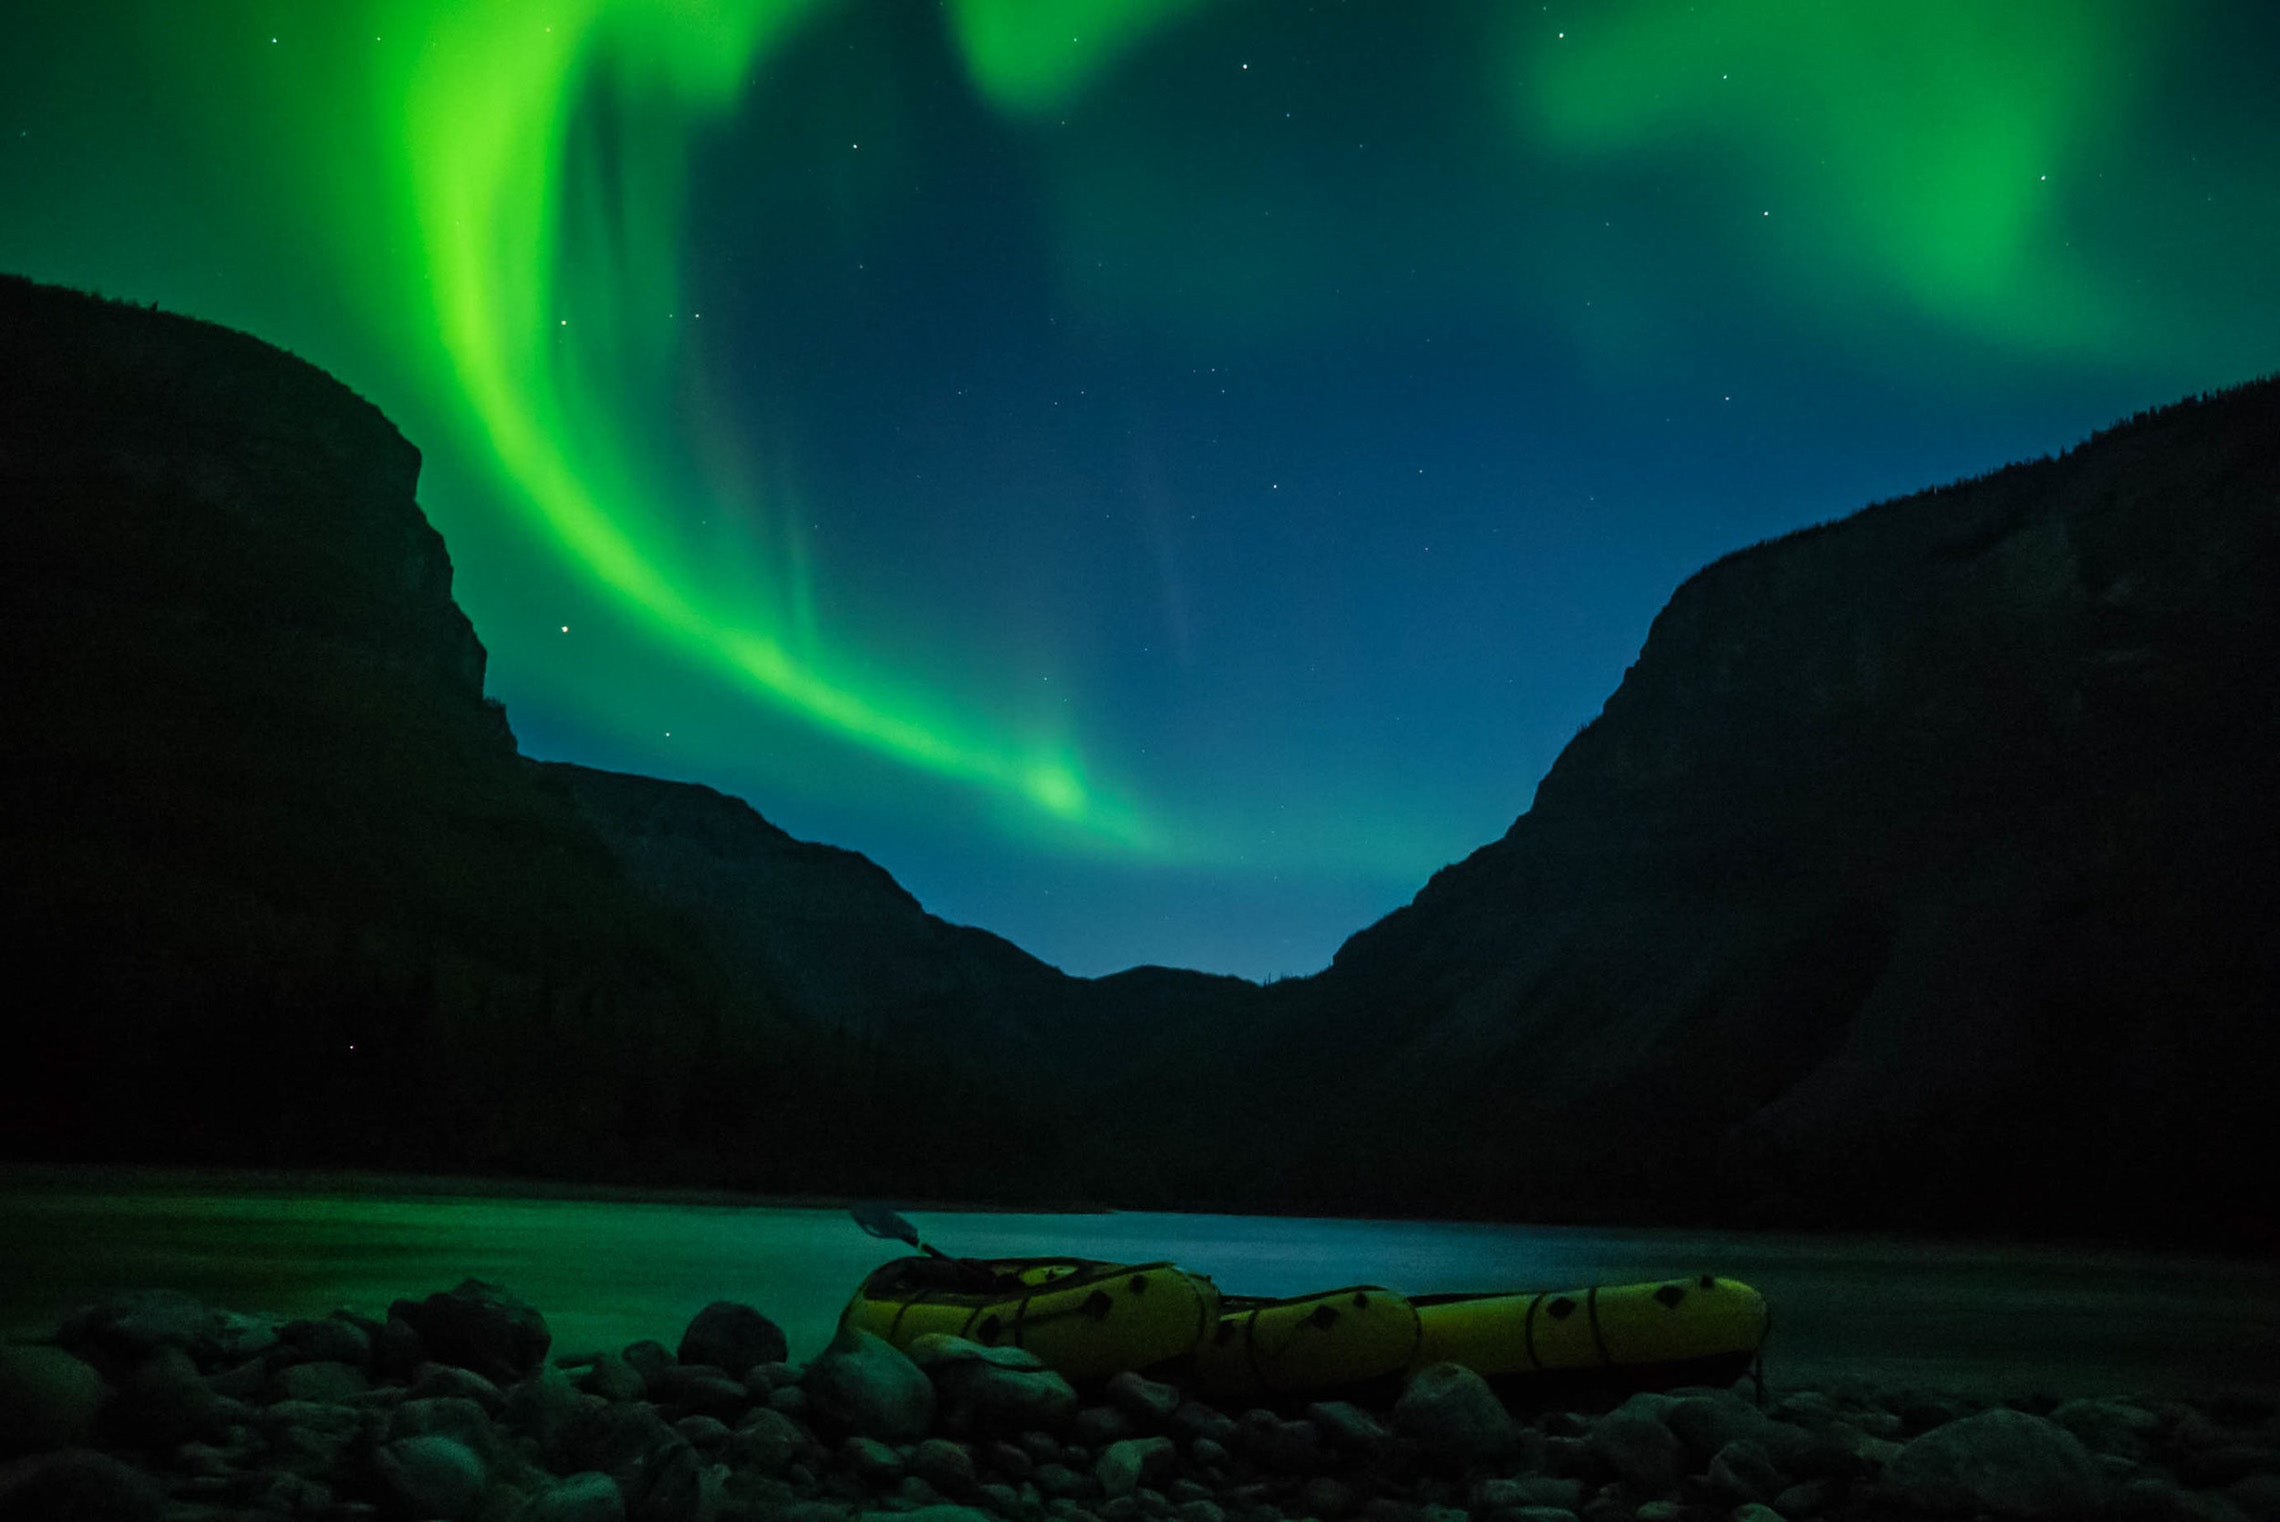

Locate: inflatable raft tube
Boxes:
[1191,1284,1422,1399]
[840,1256,1220,1382]
[1411,1275,1769,1384]
[1192,1274,1768,1398]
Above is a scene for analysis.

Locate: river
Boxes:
[4,1170,2274,1399]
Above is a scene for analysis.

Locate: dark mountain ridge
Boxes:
[1224,377,2280,1240]
[6,272,2275,1244]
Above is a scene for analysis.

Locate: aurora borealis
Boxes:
[6,3,2276,978]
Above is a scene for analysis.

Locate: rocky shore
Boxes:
[1,1281,2273,1522]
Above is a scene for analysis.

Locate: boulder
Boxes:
[908,1336,1076,1437]
[1392,1362,1520,1463]
[1890,1408,2108,1519]
[803,1326,935,1442]
[0,1447,165,1522]
[677,1303,786,1377]
[389,1280,551,1385]
[0,1345,106,1457]
[373,1433,488,1520]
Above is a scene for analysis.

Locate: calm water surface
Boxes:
[5,1170,2275,1398]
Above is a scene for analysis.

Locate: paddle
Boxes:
[850,1202,954,1260]
[849,1203,1008,1293]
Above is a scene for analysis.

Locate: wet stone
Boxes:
[990,1440,1038,1478]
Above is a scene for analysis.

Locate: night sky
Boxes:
[6,3,2276,979]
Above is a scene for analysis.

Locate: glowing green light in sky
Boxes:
[1527,1,2150,360]
[947,0,1207,115]
[394,0,1147,846]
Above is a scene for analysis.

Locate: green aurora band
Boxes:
[5,0,2274,919]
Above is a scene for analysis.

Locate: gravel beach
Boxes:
[2,1280,2274,1522]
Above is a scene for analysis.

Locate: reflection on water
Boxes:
[5,1170,2275,1397]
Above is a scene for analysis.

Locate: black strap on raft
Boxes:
[1585,1284,1613,1367]
[1522,1292,1545,1373]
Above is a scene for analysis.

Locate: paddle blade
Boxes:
[850,1202,921,1247]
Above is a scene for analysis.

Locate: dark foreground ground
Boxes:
[2,1279,2275,1522]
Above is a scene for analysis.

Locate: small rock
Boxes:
[804,1327,935,1442]
[1708,1439,1784,1503]
[1729,1506,1786,1522]
[375,1315,426,1382]
[676,1413,732,1450]
[504,1363,590,1452]
[2053,1398,2164,1462]
[1771,1478,1831,1516]
[1174,1503,1224,1522]
[276,1358,369,1404]
[677,1302,787,1377]
[1188,1437,1228,1470]
[1306,1401,1389,1453]
[1299,1476,1356,1518]
[730,1406,805,1471]
[389,1280,550,1385]
[746,1361,798,1395]
[912,1338,1077,1437]
[623,1341,676,1381]
[650,1366,750,1421]
[1585,1409,1686,1497]
[989,1440,1036,1479]
[2112,1476,2253,1522]
[1097,1437,1175,1498]
[2182,1448,2280,1490]
[857,1507,995,1522]
[1890,1407,2107,1520]
[914,1438,979,1495]
[374,1433,487,1520]
[1105,1373,1183,1427]
[843,1433,907,1483]
[1036,1462,1094,1498]
[1472,1476,1583,1511]
[116,1345,228,1446]
[0,1447,165,1522]
[1078,1406,1136,1447]
[623,1438,718,1522]
[1172,1402,1238,1446]
[409,1360,506,1409]
[1391,1362,1518,1464]
[584,1352,649,1404]
[0,1345,106,1457]
[2222,1474,2280,1522]
[515,1471,628,1522]
[280,1315,373,1369]
[771,1384,812,1417]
